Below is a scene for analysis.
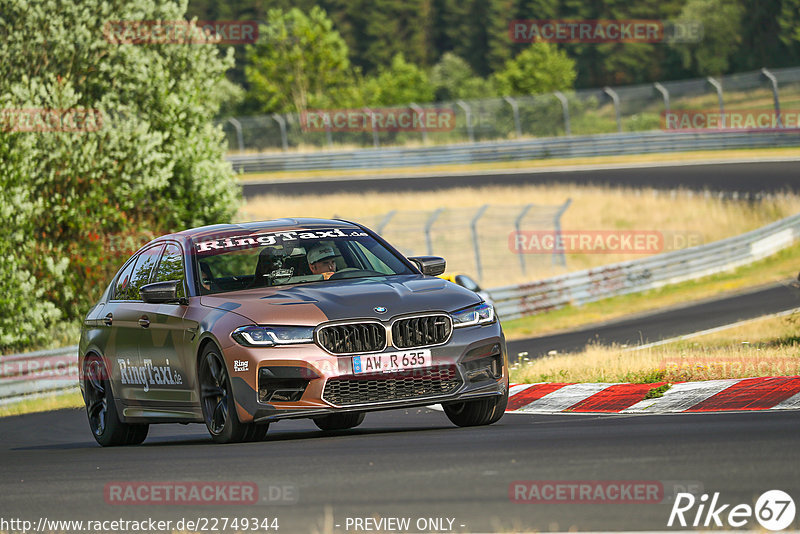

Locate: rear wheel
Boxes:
[443,388,508,427]
[199,345,265,443]
[83,355,148,446]
[314,412,365,431]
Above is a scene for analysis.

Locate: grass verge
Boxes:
[509,309,800,384]
[0,389,84,418]
[501,240,800,340]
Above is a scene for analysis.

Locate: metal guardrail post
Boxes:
[706,76,725,128]
[376,210,396,234]
[227,118,244,152]
[270,114,288,151]
[424,208,444,255]
[363,107,380,148]
[553,91,571,136]
[470,204,489,281]
[603,87,623,133]
[514,204,535,275]
[654,82,670,115]
[456,100,475,143]
[552,198,572,267]
[761,68,782,128]
[321,112,334,147]
[409,103,428,144]
[504,96,522,138]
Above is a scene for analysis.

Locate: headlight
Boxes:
[450,303,495,328]
[232,325,315,347]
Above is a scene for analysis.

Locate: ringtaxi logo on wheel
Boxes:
[668,489,796,531]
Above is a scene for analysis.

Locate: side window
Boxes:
[153,243,186,297]
[113,257,138,300]
[124,245,164,301]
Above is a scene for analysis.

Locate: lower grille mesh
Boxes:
[323,366,461,406]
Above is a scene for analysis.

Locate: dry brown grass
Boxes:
[509,312,800,384]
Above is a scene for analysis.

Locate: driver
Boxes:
[307,243,339,279]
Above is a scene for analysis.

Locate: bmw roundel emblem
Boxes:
[374,306,387,313]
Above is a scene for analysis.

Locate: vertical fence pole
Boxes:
[603,87,622,133]
[456,100,475,143]
[376,210,396,234]
[321,112,334,147]
[654,82,670,116]
[424,208,444,255]
[270,114,288,151]
[409,103,428,144]
[363,107,380,148]
[471,205,489,281]
[227,118,244,152]
[553,91,571,136]
[552,198,572,267]
[761,68,782,128]
[514,204,534,275]
[504,96,522,138]
[706,76,725,128]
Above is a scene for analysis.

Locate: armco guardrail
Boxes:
[0,345,79,405]
[227,130,800,173]
[488,213,800,320]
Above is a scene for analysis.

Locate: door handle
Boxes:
[103,313,113,326]
[138,316,150,328]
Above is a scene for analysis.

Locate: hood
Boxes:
[199,275,482,324]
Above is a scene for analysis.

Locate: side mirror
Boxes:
[408,256,446,276]
[140,280,187,304]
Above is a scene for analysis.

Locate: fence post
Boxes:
[376,210,396,234]
[409,103,428,144]
[471,205,489,281]
[227,118,244,152]
[270,114,289,151]
[654,82,670,115]
[456,100,475,142]
[320,112,334,147]
[603,87,622,133]
[706,76,725,128]
[552,198,572,267]
[424,208,444,255]
[553,91,571,136]
[363,107,380,148]
[761,68,782,128]
[504,96,522,138]
[514,204,534,275]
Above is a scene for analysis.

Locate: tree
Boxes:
[430,53,496,101]
[245,7,355,113]
[0,0,239,343]
[492,42,576,96]
[364,53,435,106]
[670,0,745,76]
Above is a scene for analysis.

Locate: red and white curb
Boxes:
[502,376,800,414]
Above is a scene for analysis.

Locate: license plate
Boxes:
[352,349,431,374]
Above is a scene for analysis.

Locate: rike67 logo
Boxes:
[668,490,796,531]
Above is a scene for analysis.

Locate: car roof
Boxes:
[161,218,361,241]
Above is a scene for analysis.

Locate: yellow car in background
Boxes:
[439,273,495,308]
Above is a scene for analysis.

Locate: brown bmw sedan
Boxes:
[79,218,508,445]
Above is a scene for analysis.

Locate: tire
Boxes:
[443,388,508,427]
[83,355,149,446]
[198,344,259,444]
[314,412,365,431]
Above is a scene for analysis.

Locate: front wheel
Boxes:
[83,355,148,446]
[443,389,508,427]
[314,412,365,431]
[199,345,266,443]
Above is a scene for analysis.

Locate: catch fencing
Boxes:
[489,212,800,320]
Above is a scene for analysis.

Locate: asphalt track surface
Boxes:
[3,406,800,532]
[241,160,800,198]
[507,280,800,361]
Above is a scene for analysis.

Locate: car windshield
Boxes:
[192,227,415,294]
